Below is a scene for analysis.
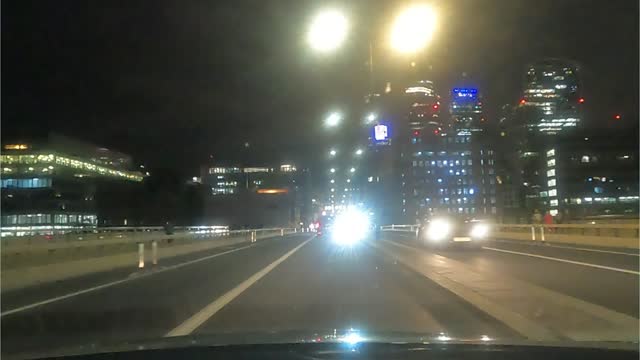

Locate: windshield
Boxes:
[2,0,639,358]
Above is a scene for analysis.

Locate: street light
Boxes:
[329,149,337,156]
[365,113,376,124]
[389,4,437,54]
[325,112,342,127]
[307,9,349,53]
[350,167,356,173]
[355,148,363,156]
[330,168,336,173]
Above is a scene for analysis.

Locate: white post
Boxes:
[531,226,536,241]
[251,231,256,242]
[294,228,297,233]
[280,228,284,236]
[152,240,158,265]
[138,242,145,269]
[540,226,545,242]
[391,224,395,230]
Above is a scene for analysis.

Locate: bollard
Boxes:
[281,228,284,236]
[530,226,536,241]
[294,228,297,233]
[152,240,158,265]
[540,226,545,242]
[391,224,395,230]
[251,231,256,243]
[138,243,145,269]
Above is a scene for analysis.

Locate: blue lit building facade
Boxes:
[449,88,485,132]
[521,59,583,134]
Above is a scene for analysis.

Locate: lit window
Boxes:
[547,159,556,167]
[546,149,555,157]
[594,187,603,194]
[547,169,555,177]
[547,179,556,187]
[3,144,29,150]
[581,156,590,163]
[548,189,557,197]
[550,199,559,207]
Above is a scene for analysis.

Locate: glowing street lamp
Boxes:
[325,112,342,127]
[355,148,363,156]
[349,167,356,173]
[389,4,437,54]
[329,149,337,156]
[330,168,336,173]
[307,9,349,53]
[365,113,376,124]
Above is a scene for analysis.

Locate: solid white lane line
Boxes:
[494,240,640,257]
[165,238,312,337]
[483,247,640,276]
[1,241,273,317]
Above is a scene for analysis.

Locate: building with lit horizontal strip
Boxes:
[1,134,146,235]
[198,163,309,228]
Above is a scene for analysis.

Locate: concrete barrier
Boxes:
[494,223,639,249]
[381,223,639,249]
[1,228,296,292]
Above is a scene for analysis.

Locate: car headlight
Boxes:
[426,219,451,241]
[331,209,371,245]
[470,223,489,238]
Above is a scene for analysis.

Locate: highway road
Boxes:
[2,232,638,357]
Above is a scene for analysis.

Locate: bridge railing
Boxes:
[380,223,639,249]
[0,226,302,291]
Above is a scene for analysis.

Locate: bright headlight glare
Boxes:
[470,223,489,238]
[331,209,370,245]
[426,219,450,241]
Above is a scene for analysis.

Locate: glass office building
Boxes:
[521,59,582,134]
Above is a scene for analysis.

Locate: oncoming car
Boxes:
[416,216,490,249]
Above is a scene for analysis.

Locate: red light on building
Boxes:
[413,130,420,136]
[432,104,439,110]
[434,129,439,135]
[578,97,585,103]
[519,99,526,105]
[614,114,622,120]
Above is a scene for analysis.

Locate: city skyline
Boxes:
[2,0,638,176]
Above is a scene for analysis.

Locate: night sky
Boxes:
[3,0,638,176]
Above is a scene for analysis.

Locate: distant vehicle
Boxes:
[416,216,490,249]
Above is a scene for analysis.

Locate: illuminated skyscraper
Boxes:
[449,88,485,132]
[404,80,442,130]
[520,59,583,134]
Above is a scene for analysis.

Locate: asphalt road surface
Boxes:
[2,232,638,357]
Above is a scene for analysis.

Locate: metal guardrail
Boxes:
[0,227,301,271]
[0,226,300,250]
[379,224,420,232]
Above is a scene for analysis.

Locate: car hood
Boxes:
[9,330,638,359]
